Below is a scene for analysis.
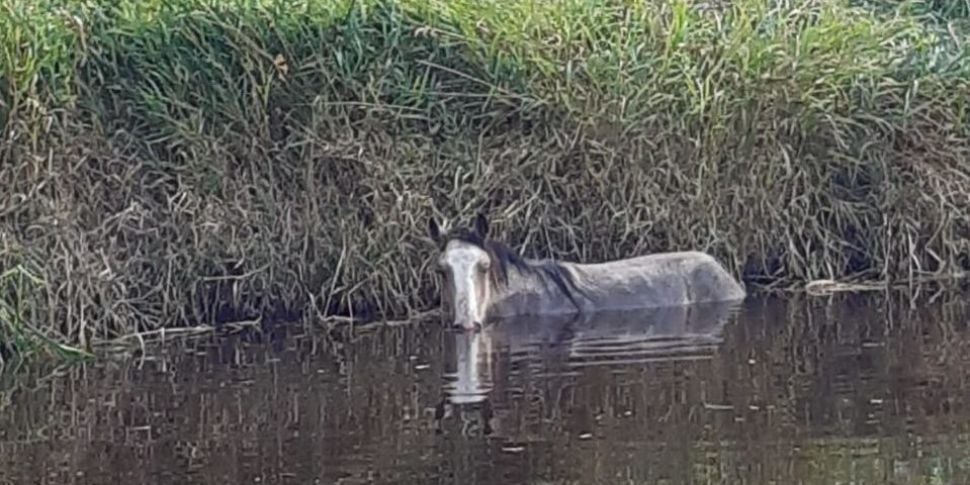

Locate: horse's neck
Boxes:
[487,261,576,316]
[501,261,549,293]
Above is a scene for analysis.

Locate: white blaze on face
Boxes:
[440,240,490,330]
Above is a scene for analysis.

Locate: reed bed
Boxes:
[1,0,968,358]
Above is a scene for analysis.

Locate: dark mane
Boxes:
[443,229,586,309]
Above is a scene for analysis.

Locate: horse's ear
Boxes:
[428,216,442,244]
[474,212,489,239]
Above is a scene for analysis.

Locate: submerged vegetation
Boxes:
[1,0,969,359]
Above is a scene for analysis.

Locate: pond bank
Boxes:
[2,0,968,359]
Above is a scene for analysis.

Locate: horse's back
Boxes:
[570,250,745,308]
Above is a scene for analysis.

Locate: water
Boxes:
[3,289,970,484]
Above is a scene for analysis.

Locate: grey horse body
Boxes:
[486,250,747,322]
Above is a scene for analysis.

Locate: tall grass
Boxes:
[0,259,91,365]
[1,0,969,358]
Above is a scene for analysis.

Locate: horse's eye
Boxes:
[480,259,491,270]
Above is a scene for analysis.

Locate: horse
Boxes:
[428,213,747,331]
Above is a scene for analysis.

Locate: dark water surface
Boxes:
[3,289,970,484]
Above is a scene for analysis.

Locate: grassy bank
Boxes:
[2,0,969,358]
[0,262,90,364]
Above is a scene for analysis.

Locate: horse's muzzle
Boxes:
[453,320,482,332]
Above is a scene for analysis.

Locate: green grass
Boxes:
[1,0,969,361]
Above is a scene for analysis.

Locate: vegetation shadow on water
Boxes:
[3,288,970,483]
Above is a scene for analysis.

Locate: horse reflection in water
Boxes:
[434,299,742,437]
[435,331,496,436]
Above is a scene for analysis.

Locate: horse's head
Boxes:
[428,213,494,331]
